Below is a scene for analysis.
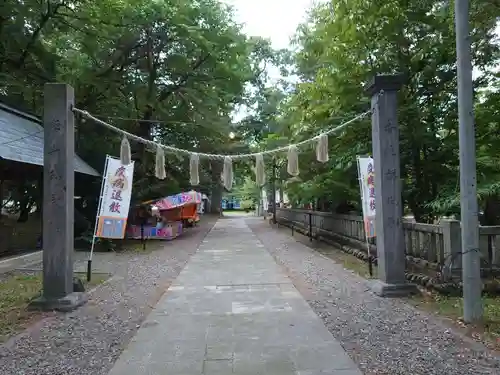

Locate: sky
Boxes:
[224,0,314,120]
[225,0,315,51]
[224,0,497,81]
[224,0,497,119]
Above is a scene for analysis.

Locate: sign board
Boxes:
[95,156,135,239]
[357,156,376,238]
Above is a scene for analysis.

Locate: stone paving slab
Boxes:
[107,218,362,375]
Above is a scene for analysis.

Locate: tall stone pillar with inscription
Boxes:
[30,84,87,311]
[366,75,417,297]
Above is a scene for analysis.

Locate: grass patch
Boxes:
[318,241,500,349]
[317,247,377,279]
[0,271,109,342]
[318,240,500,349]
[320,245,500,350]
[276,224,377,278]
[407,292,500,350]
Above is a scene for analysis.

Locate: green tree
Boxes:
[0,0,284,218]
[273,0,499,220]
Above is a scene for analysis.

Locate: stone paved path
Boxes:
[107,218,362,375]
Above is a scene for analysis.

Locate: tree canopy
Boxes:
[246,0,500,224]
[2,0,500,227]
[0,0,283,220]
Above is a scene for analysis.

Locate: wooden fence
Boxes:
[275,208,500,279]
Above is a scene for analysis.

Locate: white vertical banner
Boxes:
[357,156,376,238]
[95,156,135,239]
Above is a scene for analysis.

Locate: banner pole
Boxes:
[88,155,110,282]
[366,233,373,277]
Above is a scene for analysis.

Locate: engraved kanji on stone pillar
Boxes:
[30,83,87,311]
[366,74,417,297]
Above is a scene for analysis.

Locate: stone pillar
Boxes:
[366,74,417,297]
[30,83,87,311]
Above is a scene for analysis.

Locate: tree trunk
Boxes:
[336,200,356,214]
[210,185,223,214]
[209,160,223,214]
[483,196,500,225]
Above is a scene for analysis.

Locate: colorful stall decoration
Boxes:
[126,191,203,240]
[126,221,182,240]
[147,191,202,210]
[151,191,202,227]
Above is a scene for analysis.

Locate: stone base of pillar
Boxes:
[371,280,418,297]
[28,292,88,312]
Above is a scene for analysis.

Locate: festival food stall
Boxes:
[125,191,202,240]
[150,190,202,226]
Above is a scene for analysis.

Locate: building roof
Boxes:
[0,103,99,176]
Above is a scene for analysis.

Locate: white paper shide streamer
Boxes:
[120,136,132,165]
[316,134,329,163]
[155,145,166,180]
[255,153,266,187]
[223,156,233,191]
[72,106,371,186]
[74,107,369,164]
[287,145,299,176]
[190,153,200,186]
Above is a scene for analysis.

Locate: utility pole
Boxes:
[455,0,482,322]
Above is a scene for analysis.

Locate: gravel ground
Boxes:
[0,217,217,375]
[246,218,500,375]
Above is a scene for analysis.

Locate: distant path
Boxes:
[107,217,362,374]
[221,210,255,217]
